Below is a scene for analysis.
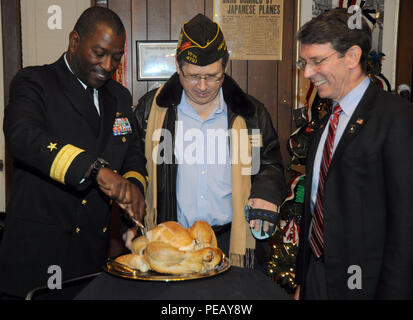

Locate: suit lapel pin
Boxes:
[348,118,364,134]
[356,118,364,125]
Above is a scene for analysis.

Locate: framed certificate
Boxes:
[136,41,178,81]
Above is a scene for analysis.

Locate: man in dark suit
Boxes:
[294,9,413,299]
[0,7,147,299]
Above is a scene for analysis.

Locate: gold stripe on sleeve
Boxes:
[50,144,85,184]
[122,171,148,194]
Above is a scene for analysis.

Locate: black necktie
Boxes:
[86,86,95,104]
[87,86,101,114]
[86,86,101,136]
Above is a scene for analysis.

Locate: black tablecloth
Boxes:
[75,266,291,300]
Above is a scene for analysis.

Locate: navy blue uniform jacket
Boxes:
[0,55,147,297]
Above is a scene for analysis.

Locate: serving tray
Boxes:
[104,255,231,282]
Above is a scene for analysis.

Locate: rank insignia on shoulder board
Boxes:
[112,117,132,136]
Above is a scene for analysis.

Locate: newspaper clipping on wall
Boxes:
[213,0,284,60]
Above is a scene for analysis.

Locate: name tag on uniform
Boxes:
[112,117,132,136]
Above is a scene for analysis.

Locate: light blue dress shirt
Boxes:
[174,89,233,228]
[310,76,370,215]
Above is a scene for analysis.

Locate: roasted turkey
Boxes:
[115,220,223,274]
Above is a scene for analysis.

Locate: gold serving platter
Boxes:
[104,255,231,282]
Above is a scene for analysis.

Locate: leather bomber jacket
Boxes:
[133,72,288,224]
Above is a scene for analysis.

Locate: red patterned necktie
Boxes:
[310,104,342,258]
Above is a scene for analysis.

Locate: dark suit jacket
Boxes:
[296,82,413,299]
[0,54,147,297]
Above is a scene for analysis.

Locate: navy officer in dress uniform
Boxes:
[0,6,147,299]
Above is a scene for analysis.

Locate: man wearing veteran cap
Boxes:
[132,14,287,270]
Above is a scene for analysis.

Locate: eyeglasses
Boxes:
[296,51,339,71]
[180,70,224,84]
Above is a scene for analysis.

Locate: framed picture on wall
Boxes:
[136,41,178,81]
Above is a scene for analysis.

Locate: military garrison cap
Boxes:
[176,13,227,66]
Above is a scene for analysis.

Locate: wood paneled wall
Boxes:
[96,0,298,171]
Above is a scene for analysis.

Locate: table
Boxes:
[75,266,291,300]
